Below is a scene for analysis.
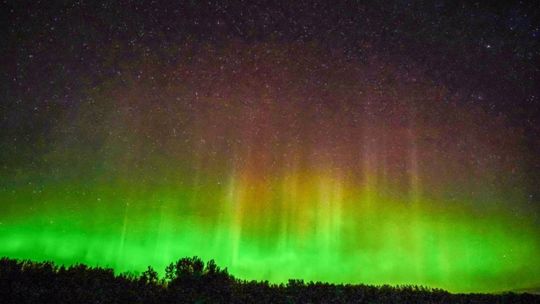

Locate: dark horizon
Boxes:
[2,256,540,304]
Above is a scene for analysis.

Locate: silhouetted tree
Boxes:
[1,257,539,304]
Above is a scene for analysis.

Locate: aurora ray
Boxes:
[2,3,540,294]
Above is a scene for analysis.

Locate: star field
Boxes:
[1,1,539,293]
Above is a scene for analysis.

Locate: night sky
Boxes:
[1,1,540,293]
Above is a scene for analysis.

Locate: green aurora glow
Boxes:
[1,43,539,293]
[1,182,538,293]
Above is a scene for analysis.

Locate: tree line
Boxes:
[0,257,538,303]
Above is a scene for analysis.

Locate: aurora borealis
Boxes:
[2,1,540,294]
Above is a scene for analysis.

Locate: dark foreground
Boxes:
[0,257,538,303]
